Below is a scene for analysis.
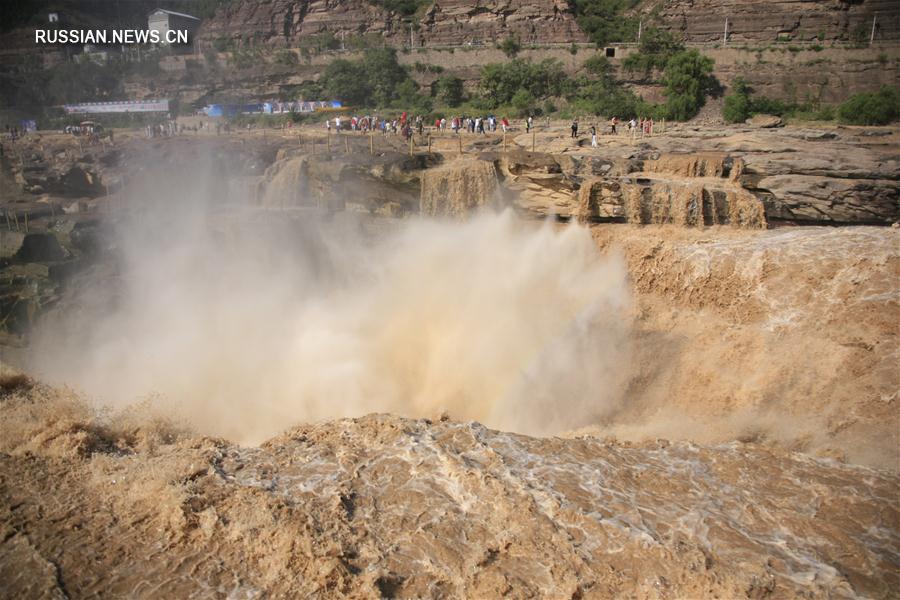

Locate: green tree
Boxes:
[434,76,465,107]
[363,48,411,106]
[661,49,715,121]
[321,59,371,105]
[622,28,684,77]
[571,0,640,47]
[511,89,536,117]
[478,59,568,108]
[319,47,432,109]
[722,76,752,123]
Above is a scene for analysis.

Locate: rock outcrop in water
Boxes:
[257,150,434,215]
[1,380,897,599]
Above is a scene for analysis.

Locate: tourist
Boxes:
[610,116,618,135]
[590,125,597,148]
[571,119,578,138]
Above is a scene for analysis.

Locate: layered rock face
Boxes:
[197,0,586,48]
[578,153,766,228]
[417,0,587,46]
[199,0,396,48]
[655,0,900,43]
[197,0,898,48]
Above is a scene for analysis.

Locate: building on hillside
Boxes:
[148,9,200,46]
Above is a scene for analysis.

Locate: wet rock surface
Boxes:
[0,383,897,599]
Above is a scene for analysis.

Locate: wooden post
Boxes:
[370,132,374,155]
[458,135,462,155]
[13,211,19,231]
[408,135,413,156]
[327,131,331,153]
[428,135,432,153]
[4,210,10,231]
[531,130,535,153]
[345,135,350,154]
[24,211,28,233]
[503,131,507,150]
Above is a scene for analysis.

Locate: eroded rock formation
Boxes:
[654,0,900,43]
[198,0,587,49]
[420,158,500,217]
[1,382,897,598]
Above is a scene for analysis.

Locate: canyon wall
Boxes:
[196,0,900,48]
[196,0,586,49]
[653,0,900,43]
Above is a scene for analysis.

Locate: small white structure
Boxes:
[148,9,200,45]
[48,12,59,23]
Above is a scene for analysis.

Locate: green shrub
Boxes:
[319,48,433,110]
[837,87,900,125]
[622,28,684,77]
[571,0,640,46]
[274,50,298,66]
[433,75,465,107]
[661,49,716,120]
[478,58,568,108]
[722,77,752,123]
[511,89,537,117]
[499,36,522,58]
[750,95,792,116]
[367,0,430,16]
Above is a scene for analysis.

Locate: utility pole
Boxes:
[870,13,878,46]
[724,18,729,45]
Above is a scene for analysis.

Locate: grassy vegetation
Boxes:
[621,28,684,77]
[837,87,900,125]
[722,76,850,124]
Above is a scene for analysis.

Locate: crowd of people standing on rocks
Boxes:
[325,113,523,138]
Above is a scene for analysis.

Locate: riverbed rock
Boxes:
[747,114,784,128]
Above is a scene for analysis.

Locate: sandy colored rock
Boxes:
[0,382,897,599]
[420,158,501,217]
[747,114,784,128]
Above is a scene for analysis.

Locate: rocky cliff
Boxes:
[195,0,900,49]
[197,0,587,49]
[653,0,900,43]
